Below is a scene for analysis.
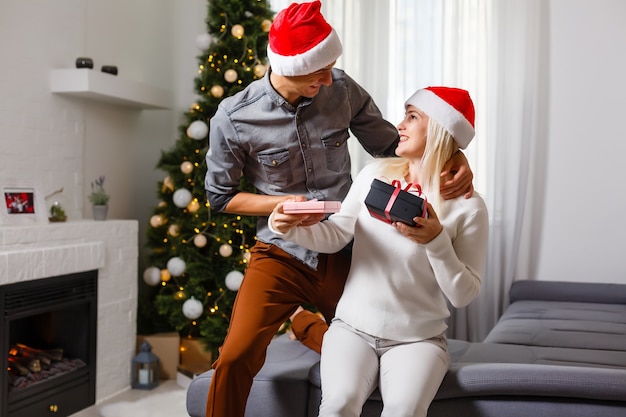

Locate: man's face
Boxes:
[283,62,335,99]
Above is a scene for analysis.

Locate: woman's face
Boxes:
[395,105,429,159]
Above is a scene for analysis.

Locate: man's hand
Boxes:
[270,199,325,234]
[440,150,474,200]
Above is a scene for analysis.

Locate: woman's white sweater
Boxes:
[271,159,489,342]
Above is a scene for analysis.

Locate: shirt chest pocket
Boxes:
[321,130,350,172]
[257,149,292,187]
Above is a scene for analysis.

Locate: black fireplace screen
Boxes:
[1,270,97,417]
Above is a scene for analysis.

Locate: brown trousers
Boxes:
[205,241,347,417]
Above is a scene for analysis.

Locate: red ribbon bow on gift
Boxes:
[372,180,426,224]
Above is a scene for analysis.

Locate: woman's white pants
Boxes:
[318,319,450,417]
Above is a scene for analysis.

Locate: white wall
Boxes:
[534,0,626,283]
[0,0,207,273]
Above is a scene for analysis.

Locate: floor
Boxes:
[69,379,185,417]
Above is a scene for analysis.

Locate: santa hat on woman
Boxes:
[405,87,476,149]
[267,1,343,76]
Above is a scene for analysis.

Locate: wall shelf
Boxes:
[50,69,173,110]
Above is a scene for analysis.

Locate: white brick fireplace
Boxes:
[0,220,138,403]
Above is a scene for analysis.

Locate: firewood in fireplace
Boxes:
[8,354,41,373]
[14,345,53,369]
[8,356,31,375]
[15,343,64,361]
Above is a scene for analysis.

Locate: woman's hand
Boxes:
[440,150,474,199]
[393,203,443,244]
[270,199,325,234]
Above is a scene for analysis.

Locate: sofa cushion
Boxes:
[483,300,626,350]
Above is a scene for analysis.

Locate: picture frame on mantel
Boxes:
[1,179,47,225]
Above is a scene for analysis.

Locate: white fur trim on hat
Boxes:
[267,28,342,76]
[405,88,475,149]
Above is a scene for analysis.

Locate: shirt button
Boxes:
[272,160,277,165]
[335,142,340,147]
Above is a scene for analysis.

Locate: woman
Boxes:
[269,86,489,417]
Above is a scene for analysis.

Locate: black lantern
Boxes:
[131,341,160,389]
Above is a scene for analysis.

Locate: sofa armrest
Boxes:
[509,280,626,305]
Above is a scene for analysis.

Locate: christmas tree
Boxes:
[141,0,275,356]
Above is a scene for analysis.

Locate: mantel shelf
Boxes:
[50,69,173,110]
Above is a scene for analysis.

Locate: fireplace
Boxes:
[1,270,97,417]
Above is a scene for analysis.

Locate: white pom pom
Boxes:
[167,256,186,277]
[225,270,244,291]
[182,296,204,319]
[195,33,212,50]
[172,188,192,208]
[186,120,208,140]
[143,266,161,286]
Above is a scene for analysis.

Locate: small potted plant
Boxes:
[89,176,110,220]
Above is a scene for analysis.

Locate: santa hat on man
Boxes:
[405,87,476,149]
[267,1,343,76]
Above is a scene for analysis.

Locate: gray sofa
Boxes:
[186,280,626,416]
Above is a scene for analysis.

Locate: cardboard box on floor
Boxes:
[177,338,213,389]
[136,332,180,380]
[180,337,212,370]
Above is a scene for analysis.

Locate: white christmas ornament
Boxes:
[172,188,193,208]
[167,257,186,277]
[219,243,233,257]
[224,69,238,83]
[182,296,204,319]
[225,270,244,291]
[193,234,207,248]
[180,161,194,174]
[143,267,161,286]
[195,33,212,50]
[187,120,209,140]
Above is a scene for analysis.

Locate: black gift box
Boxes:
[364,178,426,226]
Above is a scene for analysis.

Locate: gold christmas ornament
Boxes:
[180,161,194,174]
[193,234,208,248]
[150,214,165,228]
[210,85,224,98]
[224,69,238,83]
[254,64,267,78]
[187,199,201,213]
[231,24,245,39]
[261,19,272,32]
[167,224,180,237]
[162,176,174,192]
[161,269,171,282]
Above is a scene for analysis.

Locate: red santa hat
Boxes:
[405,87,476,149]
[267,1,343,76]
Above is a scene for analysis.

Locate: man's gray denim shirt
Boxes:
[205,68,398,269]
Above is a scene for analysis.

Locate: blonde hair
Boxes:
[380,117,458,215]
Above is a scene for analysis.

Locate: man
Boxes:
[204,2,473,416]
